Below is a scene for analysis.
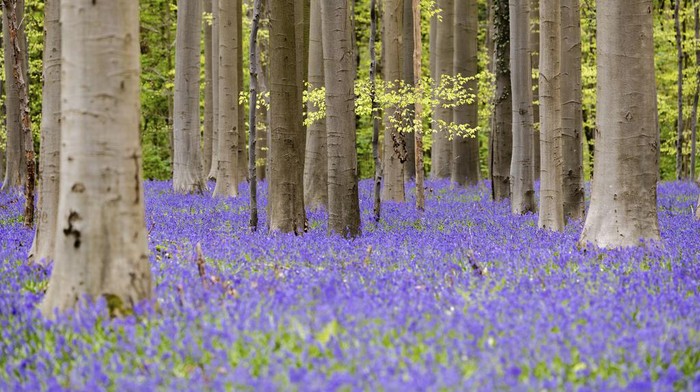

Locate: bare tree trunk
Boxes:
[382,0,406,202]
[579,0,660,248]
[173,0,206,194]
[402,0,416,180]
[255,15,269,181]
[303,0,328,209]
[202,0,214,178]
[530,0,540,181]
[413,0,425,211]
[676,0,685,180]
[509,0,536,214]
[1,0,25,192]
[269,0,306,233]
[207,0,220,180]
[691,3,699,181]
[321,0,361,237]
[431,0,454,179]
[295,0,310,166]
[561,0,584,221]
[537,0,563,231]
[29,0,60,264]
[237,2,247,184]
[452,0,479,186]
[490,0,513,201]
[370,0,382,220]
[249,0,262,231]
[40,0,152,317]
[213,0,241,198]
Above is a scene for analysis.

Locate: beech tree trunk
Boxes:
[237,5,247,184]
[691,4,699,181]
[370,0,382,220]
[29,0,60,264]
[303,0,328,209]
[490,0,513,201]
[382,0,406,202]
[561,0,584,221]
[537,0,563,231]
[202,0,214,178]
[530,0,540,181]
[173,0,206,194]
[40,0,152,317]
[269,0,306,233]
[255,19,269,182]
[207,0,220,180]
[402,0,416,180]
[213,0,241,198]
[675,0,685,180]
[452,0,479,186]
[249,0,262,231]
[509,0,536,214]
[413,0,425,211]
[579,0,660,248]
[321,0,361,237]
[1,0,25,192]
[431,0,454,179]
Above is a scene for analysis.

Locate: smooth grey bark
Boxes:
[431,0,454,179]
[237,4,247,184]
[249,0,262,231]
[675,0,684,180]
[202,0,214,178]
[452,0,479,186]
[530,0,540,181]
[213,0,241,198]
[268,0,306,233]
[29,0,60,265]
[207,0,220,180]
[490,0,512,201]
[413,0,425,211]
[579,0,660,248]
[1,0,25,192]
[40,0,152,317]
[321,0,361,237]
[561,0,584,221]
[255,23,269,182]
[173,0,206,194]
[537,0,563,231]
[402,0,416,180]
[382,0,406,202]
[509,0,536,214]
[370,0,382,220]
[303,0,328,209]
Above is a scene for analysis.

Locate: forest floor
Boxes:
[1,179,699,390]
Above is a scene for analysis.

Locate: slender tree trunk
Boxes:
[676,0,685,180]
[561,0,584,221]
[207,0,220,180]
[203,0,214,178]
[213,0,240,198]
[452,0,479,186]
[382,0,406,202]
[269,0,306,233]
[29,0,60,264]
[5,0,34,227]
[509,0,536,214]
[413,0,425,211]
[173,0,206,194]
[249,0,262,231]
[237,2,247,184]
[321,0,361,237]
[431,0,454,179]
[530,0,540,181]
[691,3,699,181]
[402,0,416,180]
[255,17,269,181]
[295,0,310,163]
[303,0,328,209]
[490,0,513,201]
[579,0,660,248]
[537,0,563,231]
[40,0,152,317]
[1,0,25,192]
[370,0,382,220]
